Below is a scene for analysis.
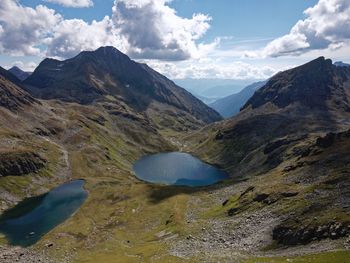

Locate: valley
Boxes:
[0,50,349,263]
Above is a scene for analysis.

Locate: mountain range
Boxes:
[0,51,350,262]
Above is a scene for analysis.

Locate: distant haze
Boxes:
[174,78,261,103]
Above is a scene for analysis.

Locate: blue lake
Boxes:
[0,180,87,247]
[133,152,229,187]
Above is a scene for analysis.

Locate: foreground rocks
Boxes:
[0,245,53,263]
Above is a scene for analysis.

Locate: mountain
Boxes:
[210,81,267,118]
[194,56,350,174]
[8,66,31,81]
[0,66,36,111]
[186,57,350,253]
[24,46,221,125]
[242,57,350,112]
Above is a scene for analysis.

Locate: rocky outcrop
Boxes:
[0,151,46,177]
[273,221,350,245]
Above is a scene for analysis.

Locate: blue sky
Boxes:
[0,0,349,80]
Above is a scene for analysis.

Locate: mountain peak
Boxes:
[8,66,32,81]
[242,57,349,111]
[24,47,222,123]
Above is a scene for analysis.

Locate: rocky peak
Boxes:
[242,57,349,111]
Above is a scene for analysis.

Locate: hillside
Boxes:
[0,66,36,111]
[210,81,267,118]
[24,47,222,126]
[179,57,350,259]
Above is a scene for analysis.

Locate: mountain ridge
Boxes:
[24,46,222,125]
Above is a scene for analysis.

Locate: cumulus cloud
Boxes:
[263,0,350,57]
[0,0,62,56]
[44,0,93,8]
[112,0,215,60]
[46,17,127,58]
[0,0,214,61]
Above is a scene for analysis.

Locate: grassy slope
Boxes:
[0,97,349,262]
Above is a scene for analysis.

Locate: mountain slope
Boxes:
[178,57,350,257]
[24,46,222,125]
[8,66,31,81]
[0,66,36,111]
[210,81,267,118]
[192,57,350,174]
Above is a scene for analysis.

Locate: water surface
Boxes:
[133,152,228,187]
[0,180,87,247]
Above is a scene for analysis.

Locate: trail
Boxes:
[42,137,71,181]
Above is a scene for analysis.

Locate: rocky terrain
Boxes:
[0,55,349,262]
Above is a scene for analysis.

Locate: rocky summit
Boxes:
[0,55,350,263]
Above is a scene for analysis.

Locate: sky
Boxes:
[0,0,349,80]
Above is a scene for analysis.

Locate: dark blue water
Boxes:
[0,180,87,247]
[133,152,229,187]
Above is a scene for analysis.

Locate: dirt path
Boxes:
[42,136,71,182]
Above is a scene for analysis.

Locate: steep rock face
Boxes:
[0,66,36,111]
[0,151,46,177]
[24,46,222,124]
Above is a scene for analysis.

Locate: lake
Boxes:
[133,152,229,187]
[0,180,87,247]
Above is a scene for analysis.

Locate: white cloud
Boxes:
[262,0,350,57]
[46,16,127,58]
[44,0,93,8]
[0,0,214,61]
[0,0,62,56]
[112,0,215,60]
[0,0,62,55]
